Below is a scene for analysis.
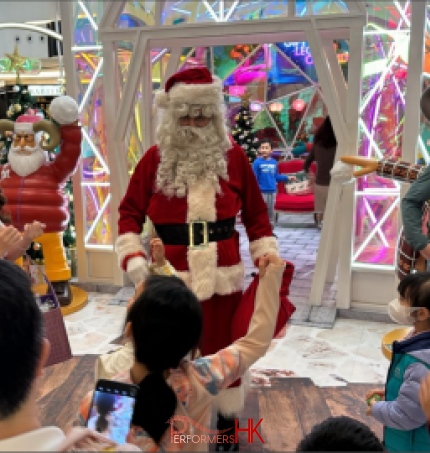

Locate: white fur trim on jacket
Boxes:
[187,179,217,223]
[166,76,224,107]
[115,232,146,268]
[177,261,244,301]
[188,243,218,301]
[212,370,250,416]
[184,179,219,300]
[249,236,279,263]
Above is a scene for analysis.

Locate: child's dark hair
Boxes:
[95,393,115,433]
[127,275,202,444]
[398,272,430,310]
[296,416,385,451]
[259,139,273,149]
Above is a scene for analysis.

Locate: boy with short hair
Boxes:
[297,416,384,451]
[252,140,295,228]
[0,260,137,451]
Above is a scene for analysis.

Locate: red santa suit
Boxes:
[116,68,278,415]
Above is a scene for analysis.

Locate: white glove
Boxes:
[126,256,148,286]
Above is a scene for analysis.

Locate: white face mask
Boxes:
[388,298,423,325]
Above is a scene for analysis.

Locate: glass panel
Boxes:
[116,41,134,99]
[72,0,111,247]
[73,0,104,45]
[226,1,289,21]
[418,2,430,164]
[223,45,268,103]
[179,47,211,72]
[253,108,285,148]
[312,0,349,15]
[213,44,259,80]
[353,0,412,267]
[268,44,315,100]
[84,186,112,245]
[353,195,399,266]
[117,1,156,27]
[365,1,411,31]
[81,83,109,182]
[275,42,318,83]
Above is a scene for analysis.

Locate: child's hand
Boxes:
[150,238,166,267]
[366,388,385,400]
[257,254,284,277]
[419,373,430,420]
[365,389,384,416]
[23,221,45,242]
[0,226,22,258]
[366,402,375,416]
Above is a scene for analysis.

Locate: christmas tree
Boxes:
[0,46,37,162]
[231,92,259,162]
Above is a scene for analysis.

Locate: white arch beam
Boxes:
[0,23,63,41]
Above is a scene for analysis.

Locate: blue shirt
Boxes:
[252,157,288,193]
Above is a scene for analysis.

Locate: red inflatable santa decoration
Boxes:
[116,67,278,448]
[0,96,81,305]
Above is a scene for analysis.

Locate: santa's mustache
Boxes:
[12,145,39,154]
[173,124,220,147]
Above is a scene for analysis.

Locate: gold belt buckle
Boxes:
[189,220,208,250]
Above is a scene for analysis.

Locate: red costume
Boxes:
[116,68,278,417]
[0,126,82,232]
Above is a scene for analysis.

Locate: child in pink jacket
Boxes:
[77,254,284,451]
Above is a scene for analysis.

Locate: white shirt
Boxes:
[0,427,65,451]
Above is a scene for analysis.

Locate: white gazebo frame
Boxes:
[60,1,426,311]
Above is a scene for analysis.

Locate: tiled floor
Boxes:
[65,213,394,386]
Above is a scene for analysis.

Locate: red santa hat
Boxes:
[14,110,44,134]
[155,67,223,109]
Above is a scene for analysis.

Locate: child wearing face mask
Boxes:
[366,272,430,452]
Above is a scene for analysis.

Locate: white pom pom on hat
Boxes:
[49,95,79,125]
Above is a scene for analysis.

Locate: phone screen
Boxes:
[86,379,138,445]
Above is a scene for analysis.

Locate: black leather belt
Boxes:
[154,217,235,248]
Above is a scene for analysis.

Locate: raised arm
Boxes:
[50,125,82,183]
[191,256,285,392]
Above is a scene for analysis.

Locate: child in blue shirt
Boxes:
[253,140,295,227]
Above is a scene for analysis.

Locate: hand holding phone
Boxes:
[86,379,138,445]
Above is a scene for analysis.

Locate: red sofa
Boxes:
[274,159,317,225]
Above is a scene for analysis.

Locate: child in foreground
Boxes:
[96,238,176,380]
[78,254,285,451]
[296,416,384,451]
[366,272,430,451]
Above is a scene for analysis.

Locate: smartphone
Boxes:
[86,379,139,444]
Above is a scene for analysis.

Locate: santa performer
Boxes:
[116,67,278,449]
[0,96,81,305]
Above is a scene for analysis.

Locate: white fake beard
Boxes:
[8,145,47,177]
[156,121,229,198]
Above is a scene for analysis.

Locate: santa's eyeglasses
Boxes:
[178,115,210,127]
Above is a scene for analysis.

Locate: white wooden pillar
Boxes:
[59,0,88,282]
